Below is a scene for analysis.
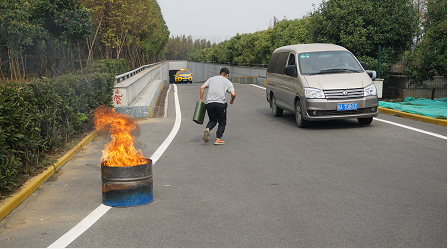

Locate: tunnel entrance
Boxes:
[169,70,178,84]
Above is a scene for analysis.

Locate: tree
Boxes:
[268,18,312,53]
[0,0,93,79]
[310,0,419,58]
[137,0,170,60]
[404,0,447,83]
[79,0,168,64]
[188,16,313,66]
[252,29,273,64]
[0,0,42,80]
[81,0,142,59]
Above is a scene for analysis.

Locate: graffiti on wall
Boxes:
[113,89,123,106]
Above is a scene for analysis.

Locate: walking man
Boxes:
[200,67,236,145]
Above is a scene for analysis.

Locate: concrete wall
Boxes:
[112,60,268,118]
[112,62,168,107]
[384,75,447,99]
[169,61,188,70]
[187,61,267,83]
[115,80,166,118]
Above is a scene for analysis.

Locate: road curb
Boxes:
[0,130,99,222]
[378,107,447,127]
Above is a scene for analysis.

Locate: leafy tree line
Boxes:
[188,17,313,67]
[188,0,446,84]
[0,0,169,80]
[164,35,214,60]
[404,0,447,83]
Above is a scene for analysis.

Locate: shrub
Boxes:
[0,59,130,196]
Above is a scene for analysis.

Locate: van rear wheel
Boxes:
[358,117,373,125]
[295,101,309,128]
[271,95,283,117]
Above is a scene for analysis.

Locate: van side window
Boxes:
[285,53,297,77]
[287,54,295,66]
[275,52,289,75]
[267,53,280,73]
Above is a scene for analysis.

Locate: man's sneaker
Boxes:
[203,128,210,142]
[214,138,225,145]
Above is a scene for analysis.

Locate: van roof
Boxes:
[273,43,348,54]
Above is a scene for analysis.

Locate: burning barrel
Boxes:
[94,106,154,207]
[101,158,153,207]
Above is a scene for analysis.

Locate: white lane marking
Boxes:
[373,117,447,140]
[48,84,182,248]
[249,84,446,140]
[250,84,266,90]
[47,204,111,248]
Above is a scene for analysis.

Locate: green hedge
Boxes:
[0,59,130,196]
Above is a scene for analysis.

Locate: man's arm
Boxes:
[200,84,207,102]
[229,91,236,104]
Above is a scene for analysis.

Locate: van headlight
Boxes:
[364,83,377,96]
[305,88,325,99]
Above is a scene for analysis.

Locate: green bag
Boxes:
[193,101,206,124]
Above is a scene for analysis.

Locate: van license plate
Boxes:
[337,103,357,111]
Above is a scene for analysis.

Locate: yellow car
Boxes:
[175,69,193,83]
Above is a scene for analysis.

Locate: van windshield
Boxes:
[299,51,364,75]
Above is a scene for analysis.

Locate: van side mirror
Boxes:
[284,65,297,77]
[360,62,367,70]
[365,70,377,81]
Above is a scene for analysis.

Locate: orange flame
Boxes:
[93,106,147,167]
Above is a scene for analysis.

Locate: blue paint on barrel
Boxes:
[102,184,153,207]
[101,159,153,207]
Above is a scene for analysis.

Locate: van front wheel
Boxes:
[271,95,283,117]
[295,101,309,128]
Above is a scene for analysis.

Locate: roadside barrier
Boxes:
[229,76,267,87]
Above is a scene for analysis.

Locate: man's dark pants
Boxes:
[205,102,227,139]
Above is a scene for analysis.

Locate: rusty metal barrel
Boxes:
[101,159,153,207]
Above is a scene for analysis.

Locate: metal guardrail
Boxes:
[115,62,163,83]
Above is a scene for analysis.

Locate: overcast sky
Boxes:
[158,0,323,37]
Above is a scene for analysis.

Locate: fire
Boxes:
[93,105,147,167]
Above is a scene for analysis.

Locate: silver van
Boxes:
[265,43,378,128]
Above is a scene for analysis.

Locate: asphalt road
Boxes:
[0,83,446,248]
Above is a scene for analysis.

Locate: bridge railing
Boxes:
[112,62,168,108]
[115,62,164,83]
